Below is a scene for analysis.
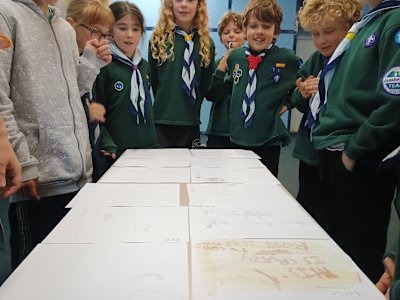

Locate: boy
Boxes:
[0,0,111,268]
[311,0,400,282]
[214,0,301,176]
[206,11,245,148]
[292,0,361,228]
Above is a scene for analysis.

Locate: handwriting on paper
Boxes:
[192,240,360,295]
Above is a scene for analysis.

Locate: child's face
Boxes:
[311,20,349,57]
[113,14,142,59]
[75,23,112,54]
[172,0,198,32]
[220,21,245,50]
[245,13,277,52]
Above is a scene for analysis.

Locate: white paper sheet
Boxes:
[191,167,279,184]
[189,206,328,240]
[121,148,191,158]
[187,183,296,207]
[190,149,260,159]
[0,243,189,300]
[43,207,189,243]
[191,239,384,300]
[66,183,180,208]
[190,157,265,169]
[99,166,190,183]
[114,156,191,168]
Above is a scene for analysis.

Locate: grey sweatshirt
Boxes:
[0,0,104,201]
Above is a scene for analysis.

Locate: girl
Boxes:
[94,1,158,175]
[66,0,115,182]
[149,0,215,148]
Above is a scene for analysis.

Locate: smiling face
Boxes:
[220,21,245,49]
[311,19,349,57]
[172,0,198,32]
[113,14,142,59]
[245,13,277,52]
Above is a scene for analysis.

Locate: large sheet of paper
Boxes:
[66,183,180,208]
[187,183,296,207]
[190,157,265,169]
[191,167,279,184]
[189,206,328,240]
[114,156,191,168]
[121,148,191,158]
[190,149,260,159]
[0,243,189,300]
[43,207,188,243]
[99,166,190,183]
[191,239,384,300]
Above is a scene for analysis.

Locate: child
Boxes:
[66,0,115,181]
[310,0,400,282]
[149,0,215,148]
[0,0,111,268]
[206,11,245,148]
[0,34,21,199]
[215,0,301,177]
[93,1,158,174]
[292,0,361,227]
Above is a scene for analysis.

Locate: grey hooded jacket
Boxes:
[0,0,104,201]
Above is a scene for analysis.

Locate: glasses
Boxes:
[79,24,113,42]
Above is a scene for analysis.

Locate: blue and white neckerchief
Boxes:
[307,0,400,131]
[110,43,147,124]
[175,27,197,105]
[82,92,100,144]
[241,43,274,128]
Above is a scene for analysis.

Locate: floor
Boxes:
[0,134,398,286]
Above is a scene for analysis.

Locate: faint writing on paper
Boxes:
[192,240,360,296]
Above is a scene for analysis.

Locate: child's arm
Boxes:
[207,51,233,103]
[76,38,111,97]
[200,39,216,102]
[93,71,117,159]
[0,116,21,198]
[0,18,39,192]
[147,44,158,95]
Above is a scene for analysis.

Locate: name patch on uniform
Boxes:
[382,66,400,95]
[395,30,400,45]
[364,32,378,47]
[233,64,242,85]
[114,81,124,91]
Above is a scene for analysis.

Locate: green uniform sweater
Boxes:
[312,8,400,165]
[94,59,158,156]
[148,33,215,126]
[206,58,231,136]
[291,51,325,166]
[226,46,300,147]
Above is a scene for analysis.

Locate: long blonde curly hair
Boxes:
[298,0,362,31]
[150,0,212,67]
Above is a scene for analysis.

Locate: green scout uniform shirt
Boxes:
[148,33,215,126]
[312,8,400,165]
[291,51,325,166]
[226,46,300,147]
[206,58,231,137]
[94,59,158,156]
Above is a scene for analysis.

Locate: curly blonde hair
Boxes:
[150,0,212,67]
[243,0,283,35]
[217,11,243,37]
[298,0,362,31]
